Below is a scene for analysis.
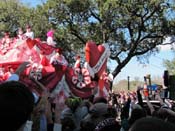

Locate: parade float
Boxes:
[0,37,111,101]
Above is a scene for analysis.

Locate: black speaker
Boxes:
[163,70,169,87]
[169,75,175,100]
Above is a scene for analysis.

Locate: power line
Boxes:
[139,62,164,71]
[149,63,165,71]
[154,55,166,61]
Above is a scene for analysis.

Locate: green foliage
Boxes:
[0,0,30,36]
[163,53,175,75]
[65,0,91,13]
[65,97,82,111]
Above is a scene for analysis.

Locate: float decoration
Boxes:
[0,38,111,99]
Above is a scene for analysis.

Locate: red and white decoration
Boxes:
[84,41,111,78]
[29,63,43,80]
[0,38,111,99]
[72,67,91,89]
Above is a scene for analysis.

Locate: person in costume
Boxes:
[50,48,68,66]
[17,27,24,40]
[1,32,11,45]
[74,55,81,68]
[0,32,12,54]
[24,25,34,39]
[46,30,57,47]
[14,27,26,48]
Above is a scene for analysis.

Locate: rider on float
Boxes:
[24,24,34,39]
[46,30,57,47]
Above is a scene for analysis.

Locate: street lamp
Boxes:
[128,76,130,90]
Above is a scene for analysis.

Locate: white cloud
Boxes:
[158,44,173,51]
[157,37,175,51]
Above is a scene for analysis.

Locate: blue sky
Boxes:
[109,43,175,83]
[20,0,46,7]
[110,50,174,82]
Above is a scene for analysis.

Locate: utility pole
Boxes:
[128,76,130,90]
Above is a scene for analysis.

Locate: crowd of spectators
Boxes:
[0,62,175,131]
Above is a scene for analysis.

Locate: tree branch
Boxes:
[70,30,86,44]
[112,55,132,77]
[66,20,86,44]
[144,7,158,22]
[139,34,163,43]
[133,40,159,56]
[161,38,175,45]
[127,22,134,42]
[133,48,151,56]
[89,9,102,23]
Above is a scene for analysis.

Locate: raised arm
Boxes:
[146,97,155,115]
[137,87,144,108]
